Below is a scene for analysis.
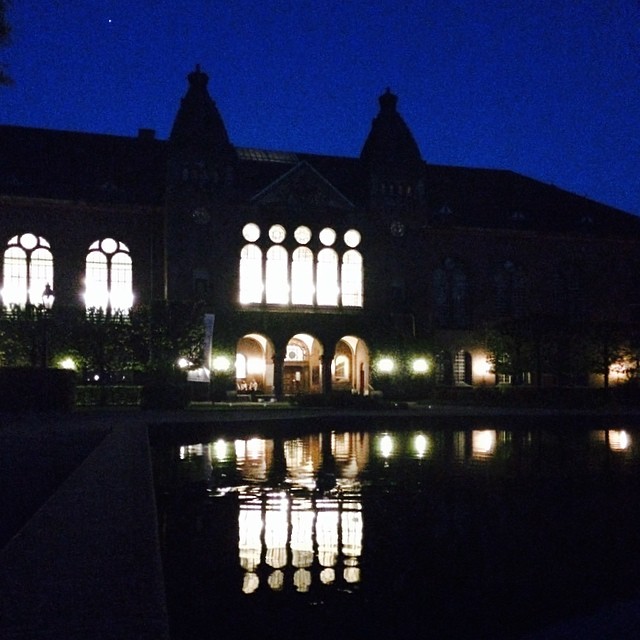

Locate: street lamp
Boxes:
[41,283,54,367]
[42,283,55,310]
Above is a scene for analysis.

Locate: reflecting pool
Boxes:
[152,418,640,639]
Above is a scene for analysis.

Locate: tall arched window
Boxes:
[433,258,469,328]
[2,233,53,307]
[341,250,362,307]
[317,248,339,306]
[291,247,314,305]
[239,244,263,304]
[84,239,133,312]
[266,245,289,304]
[495,261,527,318]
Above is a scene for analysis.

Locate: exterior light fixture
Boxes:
[59,357,77,371]
[177,357,191,369]
[412,358,429,373]
[42,283,55,309]
[212,356,231,372]
[377,357,395,373]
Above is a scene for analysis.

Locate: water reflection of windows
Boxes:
[593,430,632,452]
[237,491,363,595]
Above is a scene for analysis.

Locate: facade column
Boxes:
[272,347,286,400]
[321,352,333,396]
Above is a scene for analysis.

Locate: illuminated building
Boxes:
[1,65,639,395]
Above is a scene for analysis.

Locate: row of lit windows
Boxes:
[240,244,363,307]
[1,233,133,311]
[242,223,361,249]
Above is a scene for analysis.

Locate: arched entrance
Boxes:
[332,336,370,395]
[235,333,275,394]
[283,333,323,395]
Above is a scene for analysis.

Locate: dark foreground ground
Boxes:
[3,402,640,639]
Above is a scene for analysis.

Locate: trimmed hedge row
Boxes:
[0,368,76,412]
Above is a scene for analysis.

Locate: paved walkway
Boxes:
[2,403,640,639]
[0,412,170,640]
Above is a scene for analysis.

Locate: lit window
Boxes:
[242,223,260,242]
[291,247,314,305]
[294,226,312,245]
[285,344,305,361]
[268,224,286,244]
[84,239,133,312]
[266,246,289,303]
[239,244,263,304]
[454,350,472,385]
[319,227,336,246]
[2,233,53,307]
[341,250,362,307]
[316,248,339,306]
[343,229,361,248]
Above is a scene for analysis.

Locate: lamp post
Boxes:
[41,283,54,367]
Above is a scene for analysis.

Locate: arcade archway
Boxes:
[332,336,370,395]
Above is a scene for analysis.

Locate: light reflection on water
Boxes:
[155,423,640,639]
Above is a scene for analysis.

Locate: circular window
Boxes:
[319,227,336,246]
[242,223,260,243]
[294,225,312,245]
[269,224,286,243]
[20,233,38,250]
[101,238,118,254]
[343,229,361,248]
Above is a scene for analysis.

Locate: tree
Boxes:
[0,1,11,86]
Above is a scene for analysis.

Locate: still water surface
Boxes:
[153,417,640,639]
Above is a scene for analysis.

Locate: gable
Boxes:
[250,161,355,210]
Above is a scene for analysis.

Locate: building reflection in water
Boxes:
[187,431,371,595]
[172,426,639,598]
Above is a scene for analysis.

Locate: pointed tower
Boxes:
[360,88,425,215]
[164,66,237,302]
[167,64,236,190]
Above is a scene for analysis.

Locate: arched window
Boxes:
[238,225,364,309]
[84,238,133,312]
[433,258,469,328]
[266,245,289,304]
[291,247,314,305]
[239,244,263,304]
[341,250,362,307]
[2,233,53,307]
[453,350,472,385]
[495,261,526,318]
[553,263,586,318]
[317,248,339,306]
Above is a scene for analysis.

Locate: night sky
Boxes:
[0,1,638,215]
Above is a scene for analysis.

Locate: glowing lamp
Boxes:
[412,358,429,373]
[377,357,395,373]
[212,356,231,372]
[59,357,77,371]
[176,357,191,369]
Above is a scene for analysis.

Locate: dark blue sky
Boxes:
[1,1,638,215]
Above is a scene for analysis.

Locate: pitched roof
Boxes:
[0,125,166,205]
[0,124,637,237]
